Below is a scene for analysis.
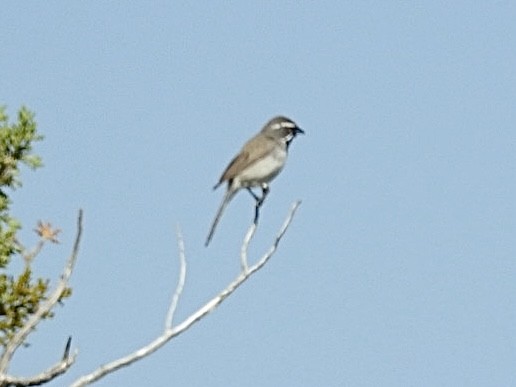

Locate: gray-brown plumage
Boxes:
[205,116,304,246]
[214,133,280,189]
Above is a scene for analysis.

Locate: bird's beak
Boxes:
[295,127,305,135]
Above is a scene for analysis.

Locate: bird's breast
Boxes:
[236,147,287,187]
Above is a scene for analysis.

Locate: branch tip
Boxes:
[63,336,72,360]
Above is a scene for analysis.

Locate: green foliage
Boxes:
[0,269,49,346]
[1,106,43,269]
[0,106,69,349]
[0,106,43,186]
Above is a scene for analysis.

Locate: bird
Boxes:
[205,115,304,246]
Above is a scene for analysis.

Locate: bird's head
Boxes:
[263,116,304,146]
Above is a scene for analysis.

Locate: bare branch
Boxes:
[0,338,77,386]
[0,210,83,385]
[62,337,72,361]
[70,201,301,387]
[240,222,256,273]
[164,226,187,329]
[20,240,45,267]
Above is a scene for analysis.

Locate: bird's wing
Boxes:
[216,135,275,185]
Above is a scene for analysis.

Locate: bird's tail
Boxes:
[205,189,236,247]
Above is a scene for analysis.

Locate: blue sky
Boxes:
[1,2,515,386]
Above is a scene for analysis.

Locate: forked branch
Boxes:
[70,201,301,387]
[0,211,83,386]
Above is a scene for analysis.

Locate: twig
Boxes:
[70,201,301,387]
[164,226,187,329]
[240,222,256,273]
[62,337,72,361]
[0,338,77,387]
[20,240,45,267]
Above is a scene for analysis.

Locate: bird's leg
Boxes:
[253,184,270,224]
[246,188,263,224]
[246,187,260,202]
[257,184,269,207]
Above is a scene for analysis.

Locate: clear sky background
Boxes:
[1,2,515,386]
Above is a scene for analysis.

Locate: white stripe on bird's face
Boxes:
[270,121,296,131]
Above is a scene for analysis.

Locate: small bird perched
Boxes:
[205,115,304,246]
